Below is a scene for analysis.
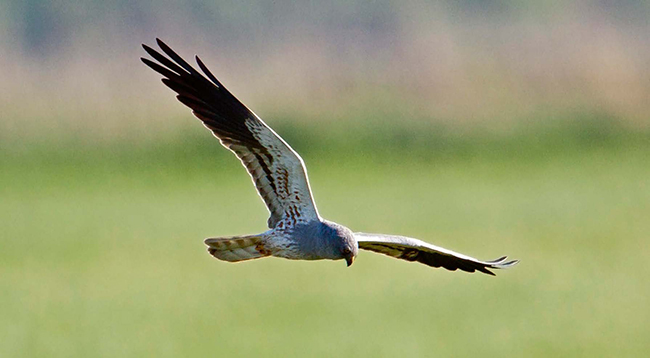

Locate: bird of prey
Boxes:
[141,39,518,275]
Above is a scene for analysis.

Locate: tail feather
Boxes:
[204,235,270,262]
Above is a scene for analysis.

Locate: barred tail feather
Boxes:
[204,235,270,262]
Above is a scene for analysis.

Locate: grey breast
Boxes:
[289,220,344,261]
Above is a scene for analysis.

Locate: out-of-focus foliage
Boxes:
[1,1,649,147]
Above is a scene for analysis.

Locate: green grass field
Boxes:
[2,122,649,357]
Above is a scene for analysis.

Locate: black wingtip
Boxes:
[489,257,519,271]
[481,268,497,276]
[142,43,154,55]
[474,256,519,276]
[500,259,520,268]
[142,43,166,65]
[155,38,173,57]
[156,38,169,54]
[486,256,508,264]
[195,55,224,89]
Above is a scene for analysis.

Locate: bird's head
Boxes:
[326,222,358,267]
[302,220,359,266]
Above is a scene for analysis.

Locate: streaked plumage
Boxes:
[142,39,518,275]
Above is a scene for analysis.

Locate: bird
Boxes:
[141,39,519,276]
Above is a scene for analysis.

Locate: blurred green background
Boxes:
[1,1,649,357]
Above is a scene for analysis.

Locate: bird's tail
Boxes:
[204,234,271,262]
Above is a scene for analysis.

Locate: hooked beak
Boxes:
[345,254,355,267]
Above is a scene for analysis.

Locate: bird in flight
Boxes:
[141,39,518,275]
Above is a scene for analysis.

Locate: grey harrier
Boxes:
[142,39,518,275]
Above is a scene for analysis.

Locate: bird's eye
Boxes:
[342,248,351,255]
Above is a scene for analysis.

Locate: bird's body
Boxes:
[142,39,518,275]
[207,219,357,265]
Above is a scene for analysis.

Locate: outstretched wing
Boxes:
[355,233,518,275]
[141,39,319,228]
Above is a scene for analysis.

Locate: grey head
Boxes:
[291,220,359,266]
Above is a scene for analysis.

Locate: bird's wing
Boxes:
[355,232,518,275]
[141,39,319,228]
